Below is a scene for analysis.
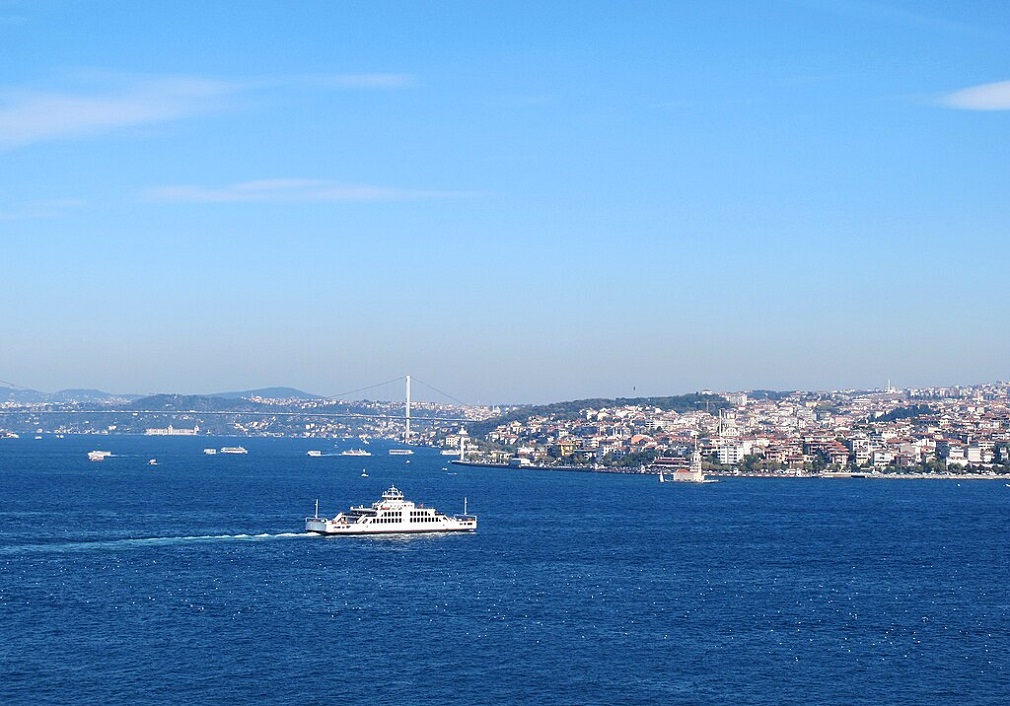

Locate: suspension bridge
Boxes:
[0,375,486,440]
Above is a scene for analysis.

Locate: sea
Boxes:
[1,435,1007,705]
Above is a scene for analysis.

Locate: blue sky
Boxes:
[2,1,1008,404]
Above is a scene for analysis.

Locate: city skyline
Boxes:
[3,1,1008,404]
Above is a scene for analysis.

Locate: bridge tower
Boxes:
[405,374,411,443]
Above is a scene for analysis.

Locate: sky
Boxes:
[2,0,1008,404]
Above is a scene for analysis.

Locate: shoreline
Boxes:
[451,460,1010,480]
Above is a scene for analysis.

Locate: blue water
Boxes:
[2,436,1007,705]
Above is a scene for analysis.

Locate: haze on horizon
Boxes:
[2,1,1007,406]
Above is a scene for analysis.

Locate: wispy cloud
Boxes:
[0,72,413,149]
[940,80,1010,110]
[147,179,468,203]
[0,76,236,149]
[0,198,86,221]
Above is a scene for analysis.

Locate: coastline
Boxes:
[450,460,1010,481]
[449,459,641,473]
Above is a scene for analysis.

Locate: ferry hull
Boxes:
[305,518,476,535]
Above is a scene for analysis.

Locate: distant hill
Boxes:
[210,387,323,400]
[0,385,49,404]
[52,389,142,403]
[468,392,731,437]
[129,394,261,412]
[0,386,147,404]
[0,385,322,405]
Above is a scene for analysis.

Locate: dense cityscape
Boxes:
[458,382,1010,477]
[3,381,1010,476]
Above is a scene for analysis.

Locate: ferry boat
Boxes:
[341,448,371,457]
[305,485,477,535]
[219,446,248,454]
[87,450,112,462]
[388,448,414,456]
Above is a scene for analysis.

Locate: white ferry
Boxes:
[388,448,414,456]
[219,446,248,454]
[145,424,199,436]
[305,485,477,535]
[87,450,112,462]
[341,448,371,457]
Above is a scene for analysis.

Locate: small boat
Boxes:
[306,485,477,535]
[88,450,112,462]
[148,459,157,466]
[307,450,323,457]
[361,469,368,477]
[388,449,414,456]
[203,448,217,455]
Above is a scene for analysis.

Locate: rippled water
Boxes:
[2,436,1007,705]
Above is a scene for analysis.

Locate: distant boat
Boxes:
[145,425,198,436]
[361,469,369,477]
[148,459,157,466]
[203,448,217,455]
[219,446,248,455]
[307,450,323,457]
[87,450,112,462]
[341,449,371,457]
